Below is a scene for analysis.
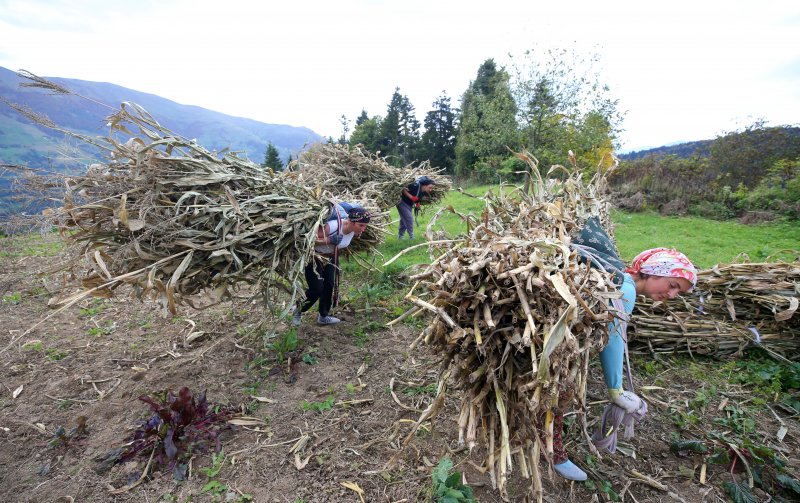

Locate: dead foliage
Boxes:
[631,258,800,360]
[390,150,621,501]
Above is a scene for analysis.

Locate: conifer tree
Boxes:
[455,59,519,180]
[262,142,283,170]
[420,92,458,173]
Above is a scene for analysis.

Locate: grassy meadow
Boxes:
[349,184,799,278]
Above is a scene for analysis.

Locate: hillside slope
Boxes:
[0,66,322,167]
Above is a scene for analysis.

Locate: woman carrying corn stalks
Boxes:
[556,220,698,481]
[292,204,371,326]
[397,175,436,240]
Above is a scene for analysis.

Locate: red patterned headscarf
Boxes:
[626,248,697,290]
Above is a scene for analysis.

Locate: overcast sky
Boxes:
[1,0,798,152]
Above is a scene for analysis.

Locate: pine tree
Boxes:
[349,114,383,153]
[262,142,283,170]
[420,92,458,173]
[455,59,519,180]
[379,88,420,166]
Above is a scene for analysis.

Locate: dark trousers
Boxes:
[397,201,414,238]
[301,258,337,317]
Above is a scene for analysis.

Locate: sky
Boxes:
[0,0,798,152]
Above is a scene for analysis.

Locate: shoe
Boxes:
[553,459,587,481]
[612,390,644,414]
[291,308,302,326]
[317,315,341,325]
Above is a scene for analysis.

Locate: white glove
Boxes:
[612,390,645,414]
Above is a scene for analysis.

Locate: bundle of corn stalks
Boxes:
[3,72,389,315]
[630,259,800,359]
[390,151,620,502]
[284,143,451,210]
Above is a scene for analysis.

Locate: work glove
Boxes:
[409,195,419,203]
[415,201,421,210]
[611,390,645,414]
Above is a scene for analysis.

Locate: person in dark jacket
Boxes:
[397,176,435,240]
[293,204,370,326]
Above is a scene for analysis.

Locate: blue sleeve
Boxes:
[599,273,636,391]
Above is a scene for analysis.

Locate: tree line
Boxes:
[285,49,624,182]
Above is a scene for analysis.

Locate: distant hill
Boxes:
[0,67,324,216]
[619,139,714,160]
[0,67,323,166]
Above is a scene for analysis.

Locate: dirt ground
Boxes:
[1,235,798,503]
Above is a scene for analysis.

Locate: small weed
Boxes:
[352,328,370,347]
[403,383,437,396]
[268,328,299,362]
[302,347,318,365]
[689,386,715,411]
[45,348,68,361]
[87,321,116,337]
[429,457,476,502]
[300,395,336,413]
[22,341,43,352]
[201,479,226,498]
[242,381,261,396]
[199,450,225,478]
[79,299,106,318]
[345,383,358,394]
[670,408,700,430]
[57,399,75,411]
[715,405,756,434]
[139,315,154,329]
[48,416,88,450]
[2,292,22,304]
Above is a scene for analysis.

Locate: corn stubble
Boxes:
[392,152,621,502]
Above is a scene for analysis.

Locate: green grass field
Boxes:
[347,185,799,277]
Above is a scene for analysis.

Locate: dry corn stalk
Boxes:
[392,150,622,501]
[4,72,395,315]
[630,259,800,359]
[285,143,451,211]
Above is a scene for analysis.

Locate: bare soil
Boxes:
[1,235,797,503]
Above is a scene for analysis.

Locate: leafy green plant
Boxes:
[45,348,68,361]
[724,481,759,503]
[404,383,437,396]
[79,299,106,317]
[22,341,42,352]
[2,292,21,304]
[199,450,225,478]
[714,405,755,434]
[268,328,299,362]
[429,458,476,503]
[300,395,336,413]
[94,387,236,479]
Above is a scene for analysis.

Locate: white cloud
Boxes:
[1,0,798,151]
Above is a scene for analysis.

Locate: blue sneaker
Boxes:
[317,315,341,325]
[553,459,587,481]
[292,308,302,326]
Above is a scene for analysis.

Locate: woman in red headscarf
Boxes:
[552,246,698,481]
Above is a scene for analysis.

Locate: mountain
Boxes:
[0,67,324,217]
[0,66,323,167]
[618,138,714,160]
